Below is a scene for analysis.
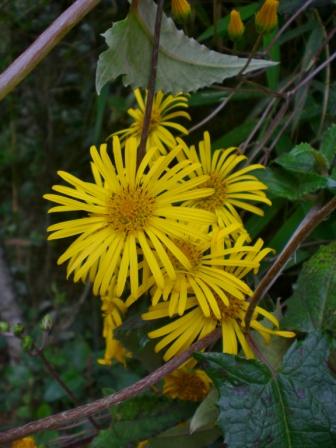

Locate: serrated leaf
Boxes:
[189,388,218,434]
[258,166,329,200]
[198,333,336,448]
[321,124,336,168]
[96,0,276,94]
[90,394,195,448]
[282,243,336,333]
[275,143,328,174]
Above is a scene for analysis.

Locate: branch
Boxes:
[0,0,100,101]
[137,0,164,164]
[245,196,336,329]
[0,329,220,443]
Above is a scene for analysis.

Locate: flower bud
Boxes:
[228,9,245,41]
[171,0,191,21]
[255,0,279,34]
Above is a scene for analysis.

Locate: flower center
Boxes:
[170,371,210,401]
[212,295,246,322]
[107,188,155,233]
[171,240,203,270]
[195,172,227,211]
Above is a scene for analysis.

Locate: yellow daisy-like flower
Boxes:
[113,89,190,155]
[163,367,211,401]
[97,291,131,366]
[128,225,271,320]
[228,9,245,41]
[11,437,37,448]
[44,137,215,297]
[143,297,295,361]
[171,0,191,20]
[178,132,271,228]
[255,0,279,34]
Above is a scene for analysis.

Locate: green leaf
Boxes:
[282,242,336,333]
[189,388,219,434]
[96,0,276,94]
[90,394,195,448]
[275,143,329,175]
[321,124,336,168]
[198,333,336,448]
[258,167,329,200]
[149,422,221,448]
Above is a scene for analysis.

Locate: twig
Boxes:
[246,97,290,163]
[0,0,100,101]
[0,329,220,443]
[137,0,164,164]
[287,50,336,97]
[245,196,336,329]
[32,344,101,431]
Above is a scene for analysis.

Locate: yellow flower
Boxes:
[128,225,271,320]
[11,437,37,448]
[97,291,131,366]
[44,137,215,297]
[178,132,271,228]
[113,89,190,155]
[163,367,211,401]
[143,297,295,361]
[228,10,245,41]
[255,0,279,34]
[171,0,191,20]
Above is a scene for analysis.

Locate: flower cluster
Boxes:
[44,87,294,398]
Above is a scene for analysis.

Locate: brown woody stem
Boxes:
[0,329,220,443]
[137,0,164,165]
[245,196,336,329]
[0,0,100,101]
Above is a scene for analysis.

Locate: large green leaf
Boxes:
[96,0,276,94]
[90,394,195,448]
[282,243,336,333]
[197,333,336,448]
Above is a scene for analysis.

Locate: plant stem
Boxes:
[33,344,100,431]
[137,0,164,165]
[0,328,220,443]
[0,0,100,101]
[245,196,336,329]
